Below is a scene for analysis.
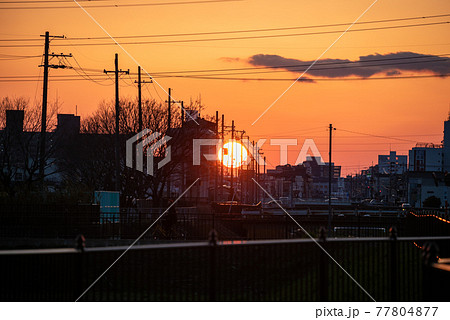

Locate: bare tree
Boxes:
[73,97,215,206]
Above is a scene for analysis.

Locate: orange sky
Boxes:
[1,0,449,175]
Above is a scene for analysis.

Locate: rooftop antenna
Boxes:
[75,105,77,116]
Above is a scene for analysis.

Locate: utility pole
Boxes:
[221,114,224,201]
[263,155,266,203]
[165,88,181,200]
[104,53,129,192]
[167,88,173,130]
[255,141,259,203]
[240,130,245,204]
[230,120,235,200]
[135,66,152,132]
[214,111,219,202]
[256,142,262,204]
[39,31,71,182]
[181,101,185,126]
[252,140,256,203]
[165,88,181,129]
[166,88,184,127]
[244,135,250,204]
[328,123,335,237]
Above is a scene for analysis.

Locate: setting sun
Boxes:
[219,141,248,168]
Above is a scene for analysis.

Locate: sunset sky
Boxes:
[1,0,449,175]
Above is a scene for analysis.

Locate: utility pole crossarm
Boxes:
[40,34,65,39]
[39,52,73,69]
[104,69,130,75]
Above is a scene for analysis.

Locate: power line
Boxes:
[0,0,242,9]
[0,0,109,3]
[33,53,448,79]
[151,74,449,81]
[2,13,449,42]
[68,55,114,86]
[129,53,450,76]
[1,21,449,47]
[1,54,447,80]
[2,54,448,82]
[336,128,419,143]
[150,57,450,78]
[0,74,447,83]
[310,134,442,139]
[0,56,41,60]
[0,73,111,78]
[0,77,110,82]
[0,53,41,57]
[32,51,44,106]
[63,13,450,39]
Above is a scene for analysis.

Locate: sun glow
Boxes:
[219,141,248,168]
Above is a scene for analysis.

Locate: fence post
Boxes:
[422,242,440,301]
[209,229,218,301]
[357,209,360,238]
[319,227,328,301]
[74,234,85,301]
[389,226,398,301]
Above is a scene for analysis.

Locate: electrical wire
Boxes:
[0,0,109,3]
[336,128,419,143]
[71,64,113,86]
[2,55,448,83]
[4,54,445,79]
[151,81,165,102]
[1,21,449,47]
[151,57,450,78]
[0,74,447,83]
[129,53,450,76]
[151,74,449,81]
[32,52,44,106]
[2,13,449,42]
[0,0,242,9]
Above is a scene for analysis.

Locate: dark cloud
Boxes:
[219,57,243,63]
[248,52,450,78]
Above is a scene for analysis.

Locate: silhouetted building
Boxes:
[444,118,450,172]
[264,156,342,201]
[378,151,407,174]
[56,114,80,137]
[409,143,443,172]
[408,171,450,208]
[5,110,24,133]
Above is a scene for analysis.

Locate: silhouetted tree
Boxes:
[64,97,213,206]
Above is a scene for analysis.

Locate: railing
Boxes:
[1,207,450,247]
[1,234,449,301]
[0,208,407,244]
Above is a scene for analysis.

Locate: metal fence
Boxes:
[1,207,450,248]
[1,234,449,301]
[0,208,407,242]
